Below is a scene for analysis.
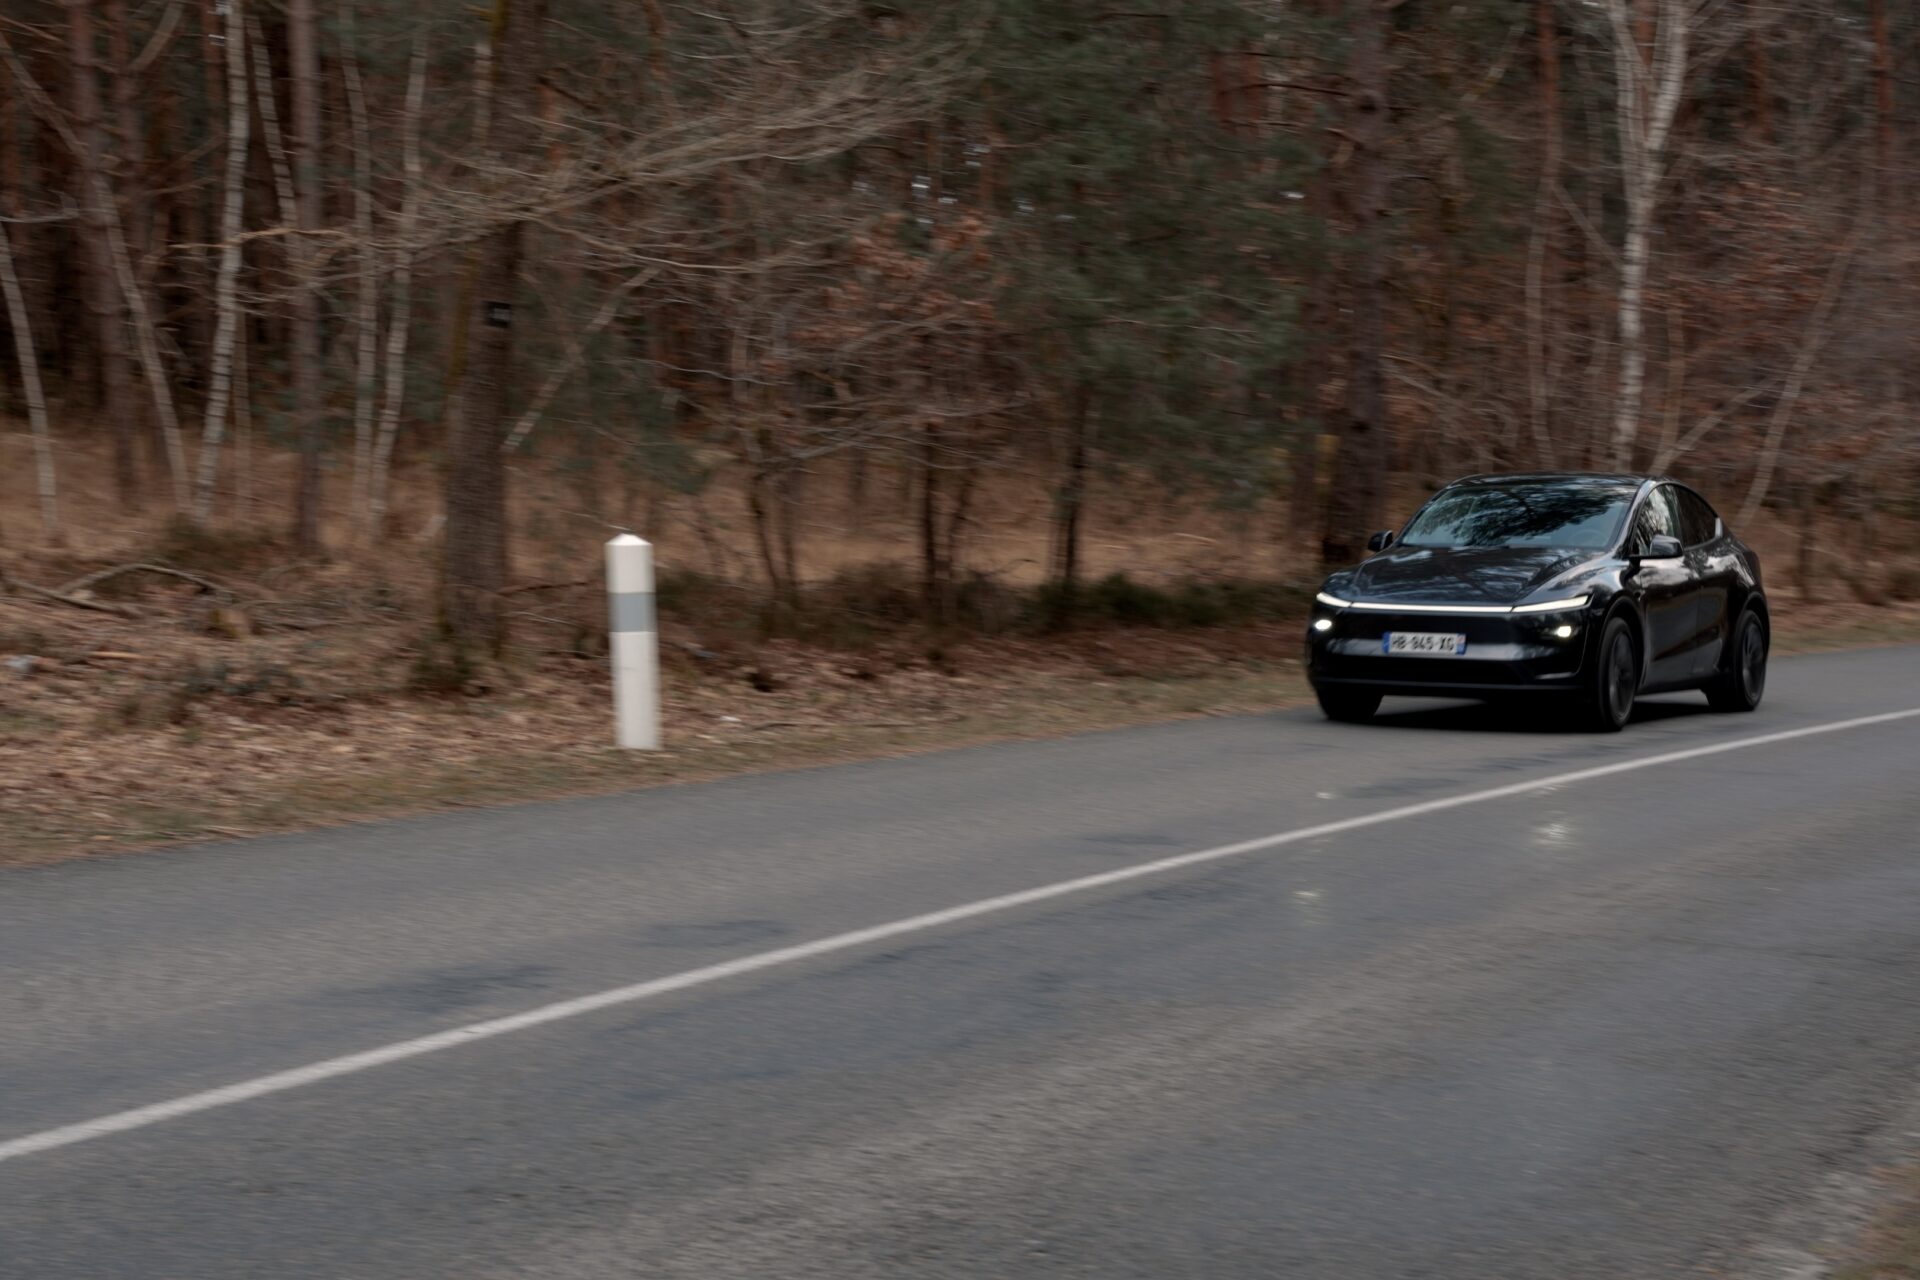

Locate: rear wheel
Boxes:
[1705,610,1767,712]
[1582,616,1638,732]
[1316,685,1382,723]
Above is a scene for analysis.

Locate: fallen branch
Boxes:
[502,266,664,454]
[55,563,238,598]
[1650,376,1782,472]
[252,616,348,631]
[0,569,139,617]
[499,577,593,596]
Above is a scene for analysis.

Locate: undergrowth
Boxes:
[146,516,289,578]
[652,563,1312,652]
[97,658,306,730]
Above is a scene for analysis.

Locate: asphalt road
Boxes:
[5,645,1920,1279]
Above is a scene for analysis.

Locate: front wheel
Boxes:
[1581,616,1638,732]
[1316,685,1382,723]
[1705,610,1767,712]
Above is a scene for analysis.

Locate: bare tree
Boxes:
[107,161,193,509]
[1735,240,1855,523]
[7,19,189,508]
[441,0,550,650]
[1600,0,1692,470]
[1524,0,1562,466]
[0,218,57,536]
[193,0,249,520]
[57,0,138,504]
[247,14,297,230]
[288,0,326,553]
[233,321,254,518]
[104,0,148,481]
[342,14,379,538]
[367,37,426,538]
[1321,0,1391,564]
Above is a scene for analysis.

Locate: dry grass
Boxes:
[1832,1166,1920,1280]
[0,613,1310,866]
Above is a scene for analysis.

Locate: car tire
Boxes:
[1316,685,1382,723]
[1705,609,1767,713]
[1583,616,1638,733]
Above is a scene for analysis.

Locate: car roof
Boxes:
[1446,471,1650,488]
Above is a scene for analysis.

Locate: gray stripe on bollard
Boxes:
[609,590,656,634]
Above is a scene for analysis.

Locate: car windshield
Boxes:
[1398,484,1633,551]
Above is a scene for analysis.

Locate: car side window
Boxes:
[1677,489,1718,546]
[1629,487,1681,554]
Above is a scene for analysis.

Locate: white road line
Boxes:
[5,705,1920,1166]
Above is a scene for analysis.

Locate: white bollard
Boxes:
[606,534,660,750]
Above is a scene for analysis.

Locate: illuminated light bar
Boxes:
[1316,593,1593,616]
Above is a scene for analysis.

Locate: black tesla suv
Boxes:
[1307,473,1769,731]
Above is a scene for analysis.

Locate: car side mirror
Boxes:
[1366,530,1396,553]
[1638,534,1683,561]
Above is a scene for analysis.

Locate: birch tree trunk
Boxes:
[234,323,254,518]
[288,0,326,554]
[186,0,226,375]
[0,220,57,536]
[343,19,379,539]
[1603,0,1689,471]
[107,172,192,509]
[247,15,296,234]
[367,37,427,538]
[193,0,249,520]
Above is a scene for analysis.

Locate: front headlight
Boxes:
[1315,591,1352,608]
[1510,593,1591,614]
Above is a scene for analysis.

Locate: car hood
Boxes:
[1346,545,1593,606]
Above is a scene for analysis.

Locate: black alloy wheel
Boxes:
[1706,610,1767,712]
[1585,616,1638,732]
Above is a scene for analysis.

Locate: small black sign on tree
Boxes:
[484,301,513,328]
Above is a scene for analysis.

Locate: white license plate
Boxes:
[1383,631,1468,656]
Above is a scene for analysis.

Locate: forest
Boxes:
[1,0,1916,654]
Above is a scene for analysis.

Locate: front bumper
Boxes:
[1306,602,1600,696]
